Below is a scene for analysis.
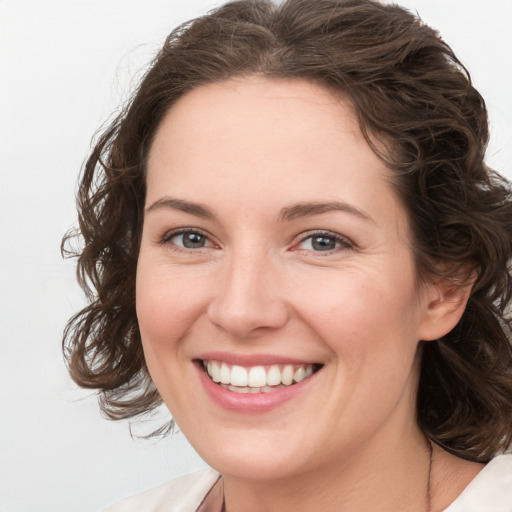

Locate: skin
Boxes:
[136,77,481,511]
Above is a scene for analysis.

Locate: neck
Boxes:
[222,422,432,512]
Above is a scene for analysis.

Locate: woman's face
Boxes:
[136,77,438,480]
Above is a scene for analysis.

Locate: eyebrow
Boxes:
[145,196,374,224]
[278,201,375,224]
[145,197,215,218]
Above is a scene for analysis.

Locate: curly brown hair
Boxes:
[63,0,512,462]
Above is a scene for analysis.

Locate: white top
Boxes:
[102,454,512,512]
[102,469,221,512]
[444,454,512,512]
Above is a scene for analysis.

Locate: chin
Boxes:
[182,424,324,482]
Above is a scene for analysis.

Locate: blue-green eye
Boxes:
[164,229,213,249]
[296,232,352,252]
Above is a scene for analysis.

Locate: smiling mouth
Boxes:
[200,360,323,394]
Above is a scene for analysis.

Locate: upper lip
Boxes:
[196,351,321,367]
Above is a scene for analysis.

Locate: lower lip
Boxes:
[195,362,318,414]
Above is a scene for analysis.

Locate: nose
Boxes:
[207,251,289,340]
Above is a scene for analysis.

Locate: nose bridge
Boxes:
[207,245,288,338]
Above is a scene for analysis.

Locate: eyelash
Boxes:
[159,228,354,254]
[293,230,355,254]
[159,228,215,251]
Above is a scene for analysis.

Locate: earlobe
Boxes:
[418,276,474,342]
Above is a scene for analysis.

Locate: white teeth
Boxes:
[228,384,249,393]
[231,365,248,386]
[220,363,231,384]
[209,361,221,383]
[221,383,287,393]
[204,360,318,391]
[294,366,305,383]
[248,366,267,387]
[267,365,282,386]
[281,365,294,385]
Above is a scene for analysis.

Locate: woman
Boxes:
[63,0,512,510]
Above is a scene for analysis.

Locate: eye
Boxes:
[294,231,353,253]
[162,229,214,250]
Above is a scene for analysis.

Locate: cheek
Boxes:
[135,261,201,362]
[293,263,423,367]
[135,262,207,410]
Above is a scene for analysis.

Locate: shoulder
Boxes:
[101,468,220,512]
[444,454,512,512]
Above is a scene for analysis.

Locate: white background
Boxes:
[1,1,511,511]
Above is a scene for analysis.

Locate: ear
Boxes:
[418,273,475,342]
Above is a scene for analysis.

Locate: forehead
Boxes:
[146,77,405,233]
[148,77,364,169]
